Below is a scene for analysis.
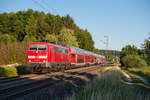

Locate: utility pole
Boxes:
[104,35,109,61]
[104,35,109,50]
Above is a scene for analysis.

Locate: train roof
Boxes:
[29,41,106,57]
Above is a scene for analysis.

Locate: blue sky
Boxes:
[0,0,150,50]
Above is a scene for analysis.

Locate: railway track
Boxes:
[0,65,101,100]
[0,74,37,84]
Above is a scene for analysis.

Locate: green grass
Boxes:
[128,67,150,82]
[67,68,150,100]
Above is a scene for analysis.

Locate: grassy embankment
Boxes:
[67,67,150,100]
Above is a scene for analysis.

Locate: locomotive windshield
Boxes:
[29,44,47,51]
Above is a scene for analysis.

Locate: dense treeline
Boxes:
[0,9,94,51]
[120,35,150,68]
[0,9,95,65]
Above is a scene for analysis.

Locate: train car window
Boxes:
[77,59,84,63]
[72,54,75,58]
[60,48,64,53]
[58,47,61,53]
[50,45,52,49]
[91,59,94,63]
[61,48,65,53]
[54,46,59,52]
[88,56,90,59]
[30,44,46,51]
[54,46,66,54]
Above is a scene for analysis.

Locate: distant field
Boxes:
[67,67,150,100]
[128,67,150,82]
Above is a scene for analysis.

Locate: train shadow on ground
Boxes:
[16,71,98,100]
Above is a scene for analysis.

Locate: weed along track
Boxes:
[0,65,101,100]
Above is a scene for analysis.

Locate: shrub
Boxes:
[122,55,147,68]
[16,65,30,75]
[0,66,18,77]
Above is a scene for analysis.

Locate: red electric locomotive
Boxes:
[26,40,106,73]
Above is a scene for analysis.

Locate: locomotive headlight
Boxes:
[29,60,31,62]
[39,56,47,59]
[43,60,45,62]
[28,56,35,58]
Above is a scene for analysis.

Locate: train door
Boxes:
[49,45,54,62]
[71,53,76,64]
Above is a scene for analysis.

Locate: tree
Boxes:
[0,9,95,52]
[121,45,138,57]
[45,34,58,42]
[142,35,150,65]
[36,12,49,39]
[0,13,10,34]
[62,14,75,30]
[46,14,63,35]
[10,19,24,41]
[25,15,37,41]
[75,27,94,51]
[0,34,16,44]
[23,35,37,44]
[143,35,150,57]
[58,27,78,47]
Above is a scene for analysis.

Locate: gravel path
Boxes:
[131,73,150,86]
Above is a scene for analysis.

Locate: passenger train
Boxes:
[26,40,106,73]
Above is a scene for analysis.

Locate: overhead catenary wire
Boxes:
[32,0,50,12]
[41,0,58,14]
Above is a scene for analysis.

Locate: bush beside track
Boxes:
[121,55,147,68]
[0,65,30,77]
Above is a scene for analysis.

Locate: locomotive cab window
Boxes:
[30,44,37,50]
[38,45,46,50]
[30,44,47,51]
